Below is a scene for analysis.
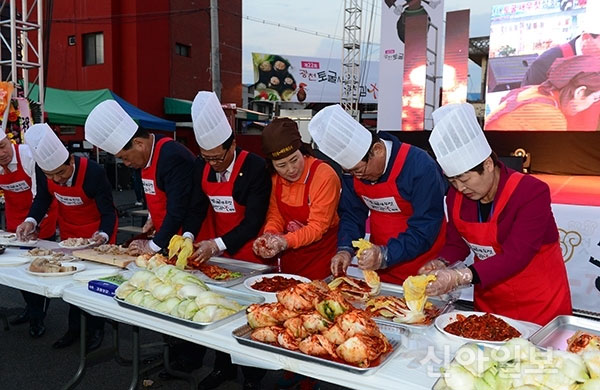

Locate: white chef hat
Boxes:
[191,91,232,150]
[84,100,138,155]
[582,2,600,35]
[25,123,69,171]
[0,131,6,142]
[429,103,492,177]
[308,104,372,170]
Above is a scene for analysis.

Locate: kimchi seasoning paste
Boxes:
[444,313,521,341]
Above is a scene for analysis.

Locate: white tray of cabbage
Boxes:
[433,338,600,390]
[114,264,264,329]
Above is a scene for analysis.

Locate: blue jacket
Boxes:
[337,132,447,266]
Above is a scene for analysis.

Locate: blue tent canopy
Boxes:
[29,85,176,131]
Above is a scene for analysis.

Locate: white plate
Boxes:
[26,262,86,277]
[243,273,311,303]
[72,268,119,282]
[58,240,92,249]
[0,257,31,267]
[435,310,531,345]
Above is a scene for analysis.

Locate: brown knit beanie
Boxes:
[261,118,302,160]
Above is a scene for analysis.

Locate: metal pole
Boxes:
[210,0,221,99]
[20,0,26,95]
[37,0,44,115]
[9,0,16,82]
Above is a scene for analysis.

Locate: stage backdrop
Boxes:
[553,203,600,315]
[251,53,378,104]
[442,10,469,106]
[485,0,600,131]
[378,0,445,132]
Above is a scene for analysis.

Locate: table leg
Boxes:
[163,343,197,389]
[61,312,87,390]
[1,313,8,330]
[127,326,140,390]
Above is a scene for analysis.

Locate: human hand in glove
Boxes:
[90,231,108,245]
[142,216,154,235]
[330,251,353,277]
[253,233,287,258]
[16,220,36,241]
[190,240,219,263]
[425,265,473,296]
[128,239,157,255]
[357,245,387,270]
[418,258,448,275]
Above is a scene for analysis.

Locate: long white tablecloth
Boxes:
[0,242,120,297]
[0,242,542,390]
[62,284,540,390]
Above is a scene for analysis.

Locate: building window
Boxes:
[175,43,191,57]
[59,125,76,135]
[83,32,104,66]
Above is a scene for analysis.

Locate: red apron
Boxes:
[0,146,57,239]
[48,157,117,243]
[275,159,337,280]
[353,143,446,284]
[199,150,264,263]
[452,173,572,325]
[142,137,170,232]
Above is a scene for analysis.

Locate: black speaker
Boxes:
[498,156,524,172]
[488,54,539,92]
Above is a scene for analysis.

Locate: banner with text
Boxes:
[251,53,378,104]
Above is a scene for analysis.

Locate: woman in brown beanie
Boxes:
[253,117,341,280]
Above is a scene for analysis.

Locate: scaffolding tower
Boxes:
[0,0,44,112]
[341,0,362,118]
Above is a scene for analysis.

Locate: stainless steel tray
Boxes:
[528,315,600,351]
[114,285,264,330]
[232,323,403,375]
[190,257,275,287]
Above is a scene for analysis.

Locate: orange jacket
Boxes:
[264,156,341,249]
[485,87,566,131]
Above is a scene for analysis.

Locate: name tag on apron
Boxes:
[361,195,401,213]
[464,239,496,260]
[0,180,30,192]
[54,193,84,206]
[208,195,236,213]
[142,178,156,195]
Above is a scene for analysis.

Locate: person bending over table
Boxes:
[181,91,271,390]
[253,118,341,281]
[85,100,194,255]
[0,131,57,338]
[16,123,118,350]
[422,103,572,326]
[308,104,447,285]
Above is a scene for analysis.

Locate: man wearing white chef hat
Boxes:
[0,129,57,338]
[182,91,270,265]
[422,103,572,325]
[181,91,270,390]
[308,104,447,284]
[85,100,195,254]
[16,123,117,349]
